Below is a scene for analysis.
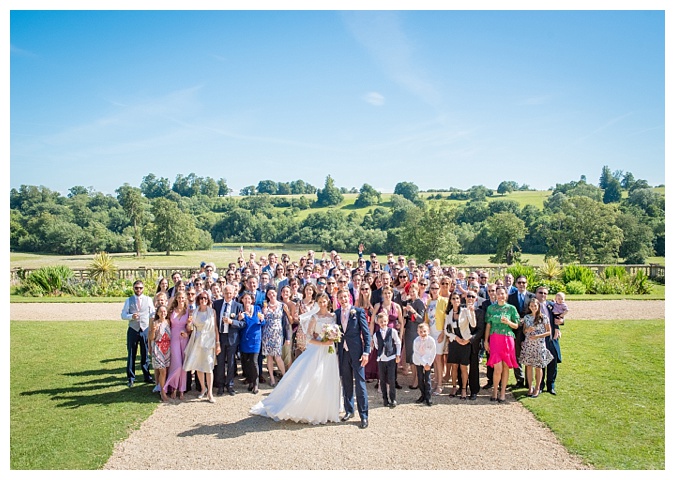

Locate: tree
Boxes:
[201,177,219,197]
[393,181,419,202]
[115,184,146,257]
[68,186,89,197]
[625,188,664,217]
[276,182,291,195]
[315,175,344,207]
[239,185,256,196]
[140,173,171,198]
[396,205,463,264]
[485,212,527,264]
[149,197,200,255]
[468,185,493,202]
[497,181,518,195]
[354,183,382,208]
[616,211,654,264]
[257,180,278,195]
[599,165,613,189]
[217,178,231,196]
[621,171,636,190]
[602,177,622,203]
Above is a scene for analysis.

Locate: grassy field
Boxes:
[10,319,664,469]
[515,319,665,469]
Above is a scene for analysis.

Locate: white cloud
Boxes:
[363,92,385,106]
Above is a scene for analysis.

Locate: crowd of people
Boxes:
[121,245,568,408]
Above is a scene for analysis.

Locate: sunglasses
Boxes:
[198,297,209,302]
[430,287,440,290]
[134,286,144,290]
[467,294,477,299]
[327,282,336,285]
[517,281,527,284]
[317,282,326,286]
[441,282,449,285]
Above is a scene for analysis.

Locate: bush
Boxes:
[539,257,562,280]
[602,265,628,280]
[562,265,596,292]
[536,280,566,295]
[593,277,628,295]
[506,263,540,289]
[630,271,653,295]
[88,252,118,287]
[18,266,75,296]
[565,280,587,294]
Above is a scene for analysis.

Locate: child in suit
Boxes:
[413,323,436,406]
[372,312,401,408]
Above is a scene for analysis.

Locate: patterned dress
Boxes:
[151,320,171,369]
[262,302,284,356]
[519,314,554,368]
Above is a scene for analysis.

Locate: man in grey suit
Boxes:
[120,280,155,387]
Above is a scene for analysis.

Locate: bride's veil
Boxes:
[298,303,320,335]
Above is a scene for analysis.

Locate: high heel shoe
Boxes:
[197,390,207,399]
[460,388,467,400]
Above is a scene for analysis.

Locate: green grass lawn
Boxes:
[10,319,664,469]
[10,321,158,469]
[514,319,664,469]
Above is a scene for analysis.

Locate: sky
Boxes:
[7,3,668,196]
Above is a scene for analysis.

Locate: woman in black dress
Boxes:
[444,293,476,399]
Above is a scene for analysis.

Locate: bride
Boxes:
[250,293,341,424]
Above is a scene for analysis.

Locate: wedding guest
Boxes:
[444,293,476,400]
[279,285,297,368]
[357,283,379,383]
[239,292,266,394]
[413,323,436,406]
[536,287,563,396]
[262,286,290,386]
[295,283,317,358]
[372,312,401,408]
[401,282,426,388]
[425,281,447,395]
[120,280,155,388]
[552,292,569,324]
[167,271,182,298]
[183,292,219,403]
[485,286,520,403]
[373,286,404,389]
[519,300,554,398]
[164,292,191,400]
[155,277,169,302]
[212,284,244,396]
[149,305,171,402]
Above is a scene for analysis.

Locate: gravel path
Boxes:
[11,300,664,470]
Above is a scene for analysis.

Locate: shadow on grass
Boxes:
[19,358,158,408]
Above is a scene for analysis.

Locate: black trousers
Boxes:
[540,339,559,391]
[241,352,259,386]
[214,334,237,390]
[126,327,151,382]
[416,365,432,401]
[512,325,525,383]
[468,342,481,395]
[378,359,397,404]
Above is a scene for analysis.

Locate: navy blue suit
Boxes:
[336,306,371,420]
[508,290,536,384]
[539,300,562,392]
[213,298,244,390]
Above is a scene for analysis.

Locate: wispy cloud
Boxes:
[363,92,385,106]
[342,11,440,107]
[575,112,634,143]
[11,44,38,58]
[518,95,553,106]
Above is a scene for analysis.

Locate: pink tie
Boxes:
[136,296,141,312]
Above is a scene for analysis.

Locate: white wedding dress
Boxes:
[250,309,341,424]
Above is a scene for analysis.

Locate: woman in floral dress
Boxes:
[150,305,171,402]
[519,300,554,398]
[261,286,291,387]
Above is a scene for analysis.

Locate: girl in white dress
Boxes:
[250,293,341,424]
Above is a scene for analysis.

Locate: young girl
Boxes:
[552,292,569,325]
[519,301,554,398]
[150,305,171,402]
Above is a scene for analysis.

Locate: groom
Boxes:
[335,288,371,429]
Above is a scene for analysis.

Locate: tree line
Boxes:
[9,168,664,264]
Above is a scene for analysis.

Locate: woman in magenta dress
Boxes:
[164,291,191,400]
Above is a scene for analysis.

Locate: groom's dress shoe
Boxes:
[359,418,368,429]
[415,396,425,404]
[341,413,354,422]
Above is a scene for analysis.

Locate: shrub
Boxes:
[593,277,628,295]
[536,280,566,295]
[506,263,540,289]
[88,252,118,287]
[561,265,596,292]
[602,265,628,281]
[565,280,587,294]
[630,271,653,295]
[19,266,75,296]
[539,257,563,280]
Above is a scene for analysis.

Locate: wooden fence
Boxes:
[10,263,665,285]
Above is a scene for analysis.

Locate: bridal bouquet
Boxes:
[319,324,342,354]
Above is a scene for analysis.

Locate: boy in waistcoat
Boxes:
[372,312,401,408]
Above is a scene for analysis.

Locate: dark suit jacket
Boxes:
[542,300,562,362]
[470,299,487,352]
[335,306,371,359]
[371,288,400,308]
[508,290,536,318]
[213,298,245,347]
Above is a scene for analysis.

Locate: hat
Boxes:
[404,282,416,295]
[200,261,206,268]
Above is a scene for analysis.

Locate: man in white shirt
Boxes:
[120,280,155,387]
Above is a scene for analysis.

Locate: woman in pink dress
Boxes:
[164,291,191,400]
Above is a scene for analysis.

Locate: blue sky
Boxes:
[9,7,666,196]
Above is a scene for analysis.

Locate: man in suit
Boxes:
[535,286,562,395]
[481,284,498,390]
[507,275,535,388]
[465,290,486,400]
[213,284,244,396]
[120,280,155,387]
[370,271,398,307]
[336,288,371,429]
[166,271,182,298]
